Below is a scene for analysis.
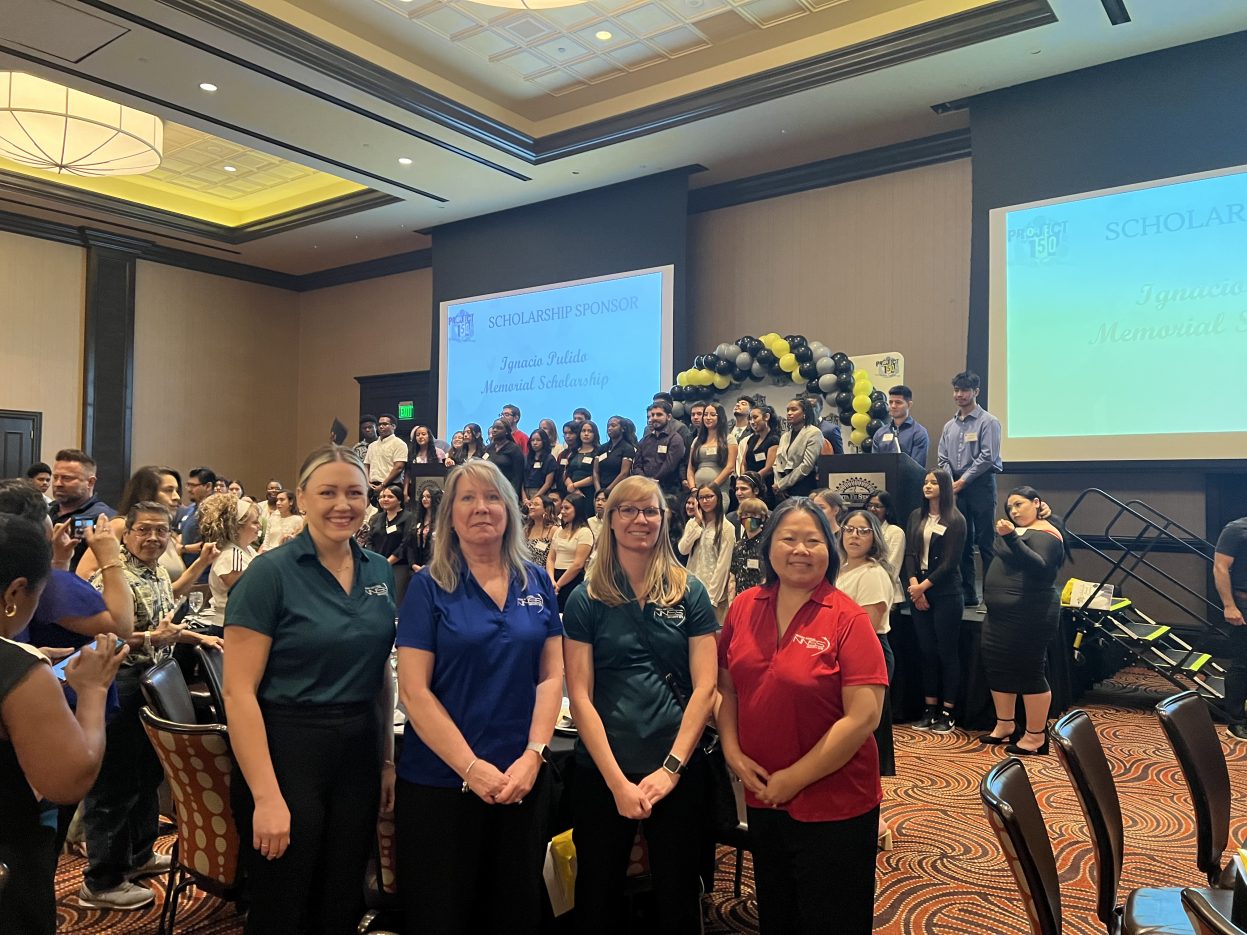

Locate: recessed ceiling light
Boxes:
[398,157,413,165]
[595,30,612,40]
[223,165,236,172]
[198,82,218,92]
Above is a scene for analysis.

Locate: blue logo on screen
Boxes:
[449,309,475,343]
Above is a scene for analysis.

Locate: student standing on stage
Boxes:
[500,404,529,454]
[523,429,556,500]
[634,402,687,497]
[594,417,636,494]
[484,420,526,500]
[564,422,602,496]
[773,398,823,499]
[871,385,930,466]
[936,371,1002,606]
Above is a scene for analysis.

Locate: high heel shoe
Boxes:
[877,826,893,852]
[980,718,1016,746]
[1005,729,1050,757]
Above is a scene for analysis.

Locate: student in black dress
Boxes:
[594,416,636,494]
[404,483,442,575]
[740,406,779,492]
[523,429,556,500]
[484,420,525,499]
[903,470,966,734]
[554,423,579,492]
[981,486,1068,755]
[368,484,412,603]
[564,421,601,496]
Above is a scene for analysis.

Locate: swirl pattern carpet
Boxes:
[52,668,1247,934]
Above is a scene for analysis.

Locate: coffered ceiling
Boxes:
[0,0,1244,276]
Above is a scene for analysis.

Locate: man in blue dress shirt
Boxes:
[870,385,929,465]
[936,371,1002,605]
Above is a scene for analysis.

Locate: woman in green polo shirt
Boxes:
[563,474,719,935]
[223,445,397,935]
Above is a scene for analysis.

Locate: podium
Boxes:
[816,452,927,520]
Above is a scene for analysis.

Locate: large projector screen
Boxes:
[988,163,1247,462]
[438,266,673,439]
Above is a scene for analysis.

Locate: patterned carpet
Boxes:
[54,668,1247,934]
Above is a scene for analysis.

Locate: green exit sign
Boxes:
[397,402,414,421]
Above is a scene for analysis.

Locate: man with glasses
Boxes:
[77,503,219,911]
[179,466,216,574]
[500,403,529,454]
[365,413,408,492]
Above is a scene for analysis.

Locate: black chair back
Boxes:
[1052,709,1124,932]
[1156,692,1231,887]
[1182,888,1246,935]
[980,757,1062,935]
[195,645,226,723]
[140,657,198,725]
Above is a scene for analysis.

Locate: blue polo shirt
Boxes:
[871,415,930,465]
[224,528,396,705]
[396,561,560,788]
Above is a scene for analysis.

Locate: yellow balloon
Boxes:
[699,369,715,386]
[850,429,868,446]
[779,353,798,372]
[772,339,791,358]
[791,369,805,384]
[853,395,871,414]
[677,370,689,387]
[851,412,870,430]
[713,373,732,390]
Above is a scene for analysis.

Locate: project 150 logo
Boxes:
[449,309,475,342]
[1007,215,1070,264]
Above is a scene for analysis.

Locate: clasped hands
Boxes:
[610,768,681,820]
[464,751,541,805]
[726,752,802,807]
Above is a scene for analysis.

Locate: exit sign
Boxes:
[397,401,414,421]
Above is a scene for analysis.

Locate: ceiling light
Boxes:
[223,164,236,172]
[595,30,612,40]
[398,157,412,165]
[0,72,163,177]
[198,82,218,92]
[467,0,588,8]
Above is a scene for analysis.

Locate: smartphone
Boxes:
[51,638,126,681]
[71,516,94,539]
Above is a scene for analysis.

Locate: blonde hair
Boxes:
[586,475,687,607]
[296,444,368,491]
[198,493,256,546]
[738,497,769,519]
[427,460,532,594]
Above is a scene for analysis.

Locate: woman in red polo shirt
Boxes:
[717,498,887,935]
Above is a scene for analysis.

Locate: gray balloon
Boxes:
[735,351,754,370]
[813,345,832,360]
[672,401,686,418]
[818,374,838,393]
[816,356,837,375]
[726,344,742,360]
[715,343,732,358]
[751,362,767,379]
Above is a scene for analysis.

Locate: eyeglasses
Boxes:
[131,524,171,538]
[616,506,661,520]
[843,526,873,537]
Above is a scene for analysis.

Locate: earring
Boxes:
[3,603,16,618]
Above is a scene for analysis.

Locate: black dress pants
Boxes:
[911,589,964,707]
[231,702,380,935]
[572,759,707,935]
[956,474,997,602]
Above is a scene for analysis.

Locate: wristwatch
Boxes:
[662,753,686,776]
[525,742,551,764]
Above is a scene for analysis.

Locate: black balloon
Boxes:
[870,401,888,419]
[793,346,813,364]
[748,367,765,382]
[798,361,818,379]
[831,351,849,364]
[838,410,854,426]
[756,348,777,367]
[806,379,822,395]
[789,335,808,350]
[870,389,886,402]
[704,354,720,371]
[860,439,873,454]
[671,386,685,401]
[738,336,756,351]
[715,358,734,375]
[836,373,854,391]
[733,368,751,383]
[867,419,884,435]
[834,360,854,376]
[834,391,853,410]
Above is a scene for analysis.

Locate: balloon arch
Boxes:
[670,332,890,451]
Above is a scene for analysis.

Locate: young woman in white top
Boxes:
[772,397,823,499]
[678,483,736,623]
[199,494,262,627]
[865,490,906,606]
[259,490,304,553]
[547,492,594,614]
[836,508,898,849]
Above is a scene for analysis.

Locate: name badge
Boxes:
[386,524,398,534]
[883,433,895,443]
[932,523,947,536]
[596,452,607,462]
[582,456,593,465]
[658,445,668,454]
[753,452,766,462]
[964,432,978,443]
[533,460,542,468]
[746,558,760,570]
[482,453,490,460]
[703,446,718,456]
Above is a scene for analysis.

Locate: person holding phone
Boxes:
[1,514,128,935]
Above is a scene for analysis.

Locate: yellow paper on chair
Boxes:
[543,829,577,916]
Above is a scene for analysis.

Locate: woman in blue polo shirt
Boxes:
[223,445,397,935]
[396,459,562,934]
[563,475,719,935]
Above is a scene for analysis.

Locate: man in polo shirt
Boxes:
[634,401,686,495]
[179,466,215,572]
[365,413,408,491]
[500,403,529,454]
[872,384,930,465]
[354,415,378,464]
[1214,515,1247,739]
[936,371,1002,606]
[49,449,116,572]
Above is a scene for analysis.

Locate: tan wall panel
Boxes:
[687,159,972,463]
[133,261,300,493]
[295,268,432,458]
[0,231,86,456]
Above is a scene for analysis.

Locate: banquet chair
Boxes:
[1155,693,1233,888]
[1181,888,1247,935]
[1052,709,1232,934]
[140,707,242,935]
[195,645,226,723]
[140,658,198,724]
[980,757,1061,935]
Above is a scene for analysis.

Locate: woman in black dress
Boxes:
[484,420,525,499]
[368,484,411,603]
[981,485,1068,755]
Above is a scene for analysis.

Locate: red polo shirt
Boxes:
[719,580,887,822]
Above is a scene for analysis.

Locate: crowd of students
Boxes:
[0,371,1073,935]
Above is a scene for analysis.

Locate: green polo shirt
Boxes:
[563,575,718,774]
[224,528,396,705]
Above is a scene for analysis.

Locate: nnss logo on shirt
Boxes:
[792,634,830,655]
[653,606,685,624]
[518,594,545,609]
[364,584,390,598]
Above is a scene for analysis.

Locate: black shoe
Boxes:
[980,718,1016,745]
[1227,723,1247,741]
[1005,729,1050,756]
[929,710,956,734]
[913,707,939,730]
[963,596,980,607]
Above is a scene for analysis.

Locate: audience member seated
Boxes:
[76,465,185,581]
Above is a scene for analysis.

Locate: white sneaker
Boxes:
[126,852,173,880]
[75,881,156,911]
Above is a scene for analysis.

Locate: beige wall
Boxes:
[295,268,432,458]
[0,231,86,456]
[133,262,301,493]
[687,158,972,462]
